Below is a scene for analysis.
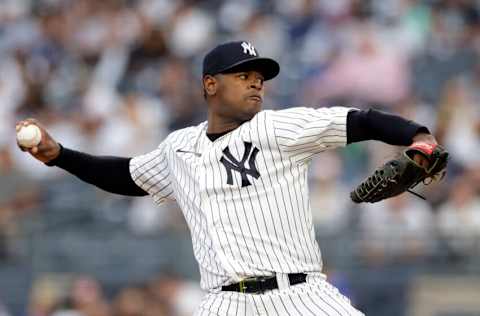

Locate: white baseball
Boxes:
[17,124,42,148]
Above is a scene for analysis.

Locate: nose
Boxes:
[250,78,263,90]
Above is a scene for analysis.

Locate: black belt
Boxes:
[221,273,307,294]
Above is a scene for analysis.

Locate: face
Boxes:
[204,70,265,123]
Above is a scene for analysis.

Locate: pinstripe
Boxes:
[131,147,163,169]
[196,306,205,316]
[321,285,354,316]
[269,116,312,265]
[286,162,317,266]
[305,291,340,316]
[293,148,330,165]
[302,126,346,132]
[287,295,315,316]
[158,129,184,197]
[242,135,283,270]
[184,154,223,288]
[297,168,322,264]
[181,131,229,284]
[323,294,352,316]
[274,126,300,135]
[276,127,346,144]
[223,140,258,269]
[211,136,241,262]
[275,109,342,120]
[145,180,170,194]
[276,130,345,142]
[133,165,170,193]
[129,107,352,296]
[215,294,225,315]
[282,107,349,120]
[193,132,214,290]
[139,164,168,184]
[231,140,272,268]
[317,280,358,316]
[219,132,262,275]
[281,134,346,151]
[273,114,327,123]
[250,295,263,316]
[244,176,281,268]
[302,293,331,315]
[265,293,281,315]
[277,295,294,316]
[254,116,296,271]
[275,110,346,125]
[274,112,337,122]
[132,154,167,182]
[256,294,269,315]
[195,132,228,288]
[288,293,316,316]
[201,293,218,315]
[273,118,345,132]
[224,293,232,315]
[216,295,228,315]
[244,294,247,316]
[275,121,346,132]
[206,147,243,275]
[234,292,239,316]
[289,139,343,159]
[274,119,309,130]
[246,164,284,271]
[131,150,162,173]
[262,117,304,263]
[275,152,314,266]
[213,134,251,274]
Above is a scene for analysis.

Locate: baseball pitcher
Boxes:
[17,41,447,315]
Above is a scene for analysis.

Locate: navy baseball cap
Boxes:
[202,41,280,81]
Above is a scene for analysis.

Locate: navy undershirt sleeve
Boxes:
[346,109,430,145]
[46,145,148,196]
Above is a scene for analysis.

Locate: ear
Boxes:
[203,75,218,97]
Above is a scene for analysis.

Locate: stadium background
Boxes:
[1,0,480,315]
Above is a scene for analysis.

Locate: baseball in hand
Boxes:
[17,124,42,148]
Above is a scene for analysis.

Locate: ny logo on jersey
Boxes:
[220,142,260,187]
[241,42,257,56]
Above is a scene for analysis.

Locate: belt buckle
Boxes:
[238,279,247,293]
[240,276,268,294]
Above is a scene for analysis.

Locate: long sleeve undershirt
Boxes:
[47,109,429,195]
[46,147,148,196]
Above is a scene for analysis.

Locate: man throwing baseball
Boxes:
[17,41,446,315]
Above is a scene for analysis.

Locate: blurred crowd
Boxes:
[1,0,480,315]
[24,273,203,316]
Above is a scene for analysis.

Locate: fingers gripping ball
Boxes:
[350,143,449,203]
[17,125,42,148]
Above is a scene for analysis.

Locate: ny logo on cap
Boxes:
[241,42,257,56]
[220,142,260,187]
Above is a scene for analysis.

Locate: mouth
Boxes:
[248,95,263,102]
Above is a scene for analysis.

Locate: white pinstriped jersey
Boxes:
[130,106,352,291]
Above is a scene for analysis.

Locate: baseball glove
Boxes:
[350,143,449,203]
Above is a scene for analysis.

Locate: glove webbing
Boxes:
[354,164,427,202]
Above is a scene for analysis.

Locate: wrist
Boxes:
[45,143,63,166]
[412,133,437,146]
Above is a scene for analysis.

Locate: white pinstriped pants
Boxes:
[194,274,364,316]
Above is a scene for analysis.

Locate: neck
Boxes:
[207,111,242,134]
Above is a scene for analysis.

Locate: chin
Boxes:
[234,100,262,122]
[248,99,263,111]
[245,105,262,119]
